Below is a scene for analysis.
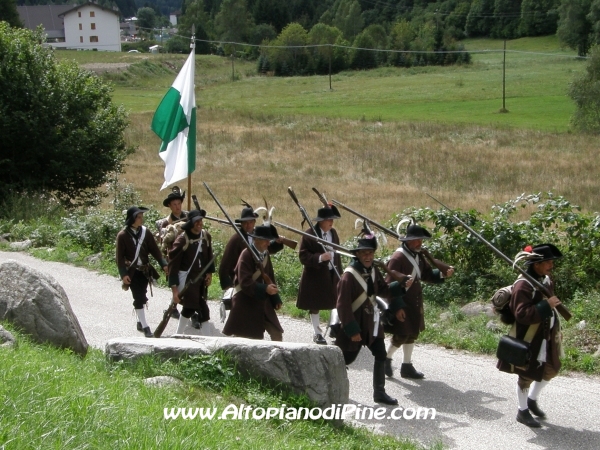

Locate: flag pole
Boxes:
[187,25,196,213]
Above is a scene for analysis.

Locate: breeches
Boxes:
[343,337,387,365]
[181,300,210,322]
[517,364,559,389]
[391,334,419,347]
[130,271,149,309]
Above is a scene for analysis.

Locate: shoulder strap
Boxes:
[130,226,147,267]
[397,247,421,285]
[344,266,375,312]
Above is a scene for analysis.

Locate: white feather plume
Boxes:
[396,217,412,235]
[354,218,364,229]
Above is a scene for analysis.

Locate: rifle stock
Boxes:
[154,254,217,338]
[426,193,572,321]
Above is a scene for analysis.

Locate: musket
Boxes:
[203,182,274,287]
[273,220,411,286]
[426,193,572,321]
[288,187,342,280]
[331,198,452,275]
[196,195,298,250]
[154,253,217,337]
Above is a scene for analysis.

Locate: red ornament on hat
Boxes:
[524,245,533,253]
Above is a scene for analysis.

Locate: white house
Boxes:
[18,2,121,51]
[60,3,121,51]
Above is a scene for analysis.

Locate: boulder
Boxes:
[144,376,184,388]
[0,325,15,348]
[461,302,495,318]
[0,260,88,356]
[106,336,349,408]
[9,240,32,251]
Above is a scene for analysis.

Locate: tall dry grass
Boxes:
[124,109,600,242]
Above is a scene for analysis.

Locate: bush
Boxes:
[394,192,600,305]
[569,45,600,133]
[0,23,134,207]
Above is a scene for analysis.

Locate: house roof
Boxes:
[17,5,72,37]
[58,2,120,18]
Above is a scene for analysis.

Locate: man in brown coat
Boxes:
[168,209,215,335]
[116,206,168,337]
[218,203,283,291]
[156,186,187,320]
[297,206,343,345]
[385,223,454,378]
[497,243,563,428]
[336,234,407,405]
[222,224,283,340]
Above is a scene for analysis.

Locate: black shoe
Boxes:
[516,409,541,428]
[313,334,327,345]
[400,363,424,379]
[169,308,180,319]
[373,391,399,405]
[191,313,201,329]
[527,398,546,418]
[142,327,153,338]
[384,358,394,377]
[136,322,143,332]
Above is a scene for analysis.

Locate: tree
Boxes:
[178,0,212,54]
[466,0,495,37]
[252,0,290,33]
[519,0,559,36]
[569,45,600,132]
[0,0,22,27]
[308,23,346,74]
[350,30,376,70]
[268,22,311,76]
[136,7,157,32]
[491,0,522,39]
[215,0,254,44]
[0,24,133,207]
[557,0,593,56]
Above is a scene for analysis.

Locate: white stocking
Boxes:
[135,309,148,328]
[176,316,192,335]
[528,380,549,401]
[402,343,415,363]
[517,384,529,411]
[386,342,399,358]
[310,314,323,335]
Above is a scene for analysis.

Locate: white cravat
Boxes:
[320,230,334,269]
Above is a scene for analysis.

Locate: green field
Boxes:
[55,36,584,132]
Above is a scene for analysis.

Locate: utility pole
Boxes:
[500,39,508,113]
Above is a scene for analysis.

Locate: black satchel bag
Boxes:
[496,335,531,367]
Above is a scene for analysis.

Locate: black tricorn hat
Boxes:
[181,209,206,231]
[350,234,378,253]
[125,206,149,226]
[399,224,432,241]
[524,243,563,265]
[236,206,259,223]
[313,205,341,222]
[249,224,279,241]
[163,186,185,207]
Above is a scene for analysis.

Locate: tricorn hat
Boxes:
[351,234,378,253]
[125,206,149,226]
[313,205,341,222]
[163,186,185,207]
[397,217,432,241]
[249,224,279,241]
[181,209,207,231]
[235,200,267,223]
[521,243,563,265]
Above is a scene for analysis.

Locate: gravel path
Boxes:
[2,251,599,449]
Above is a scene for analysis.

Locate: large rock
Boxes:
[106,336,349,408]
[0,325,15,348]
[0,260,88,356]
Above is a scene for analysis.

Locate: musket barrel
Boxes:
[426,193,572,321]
